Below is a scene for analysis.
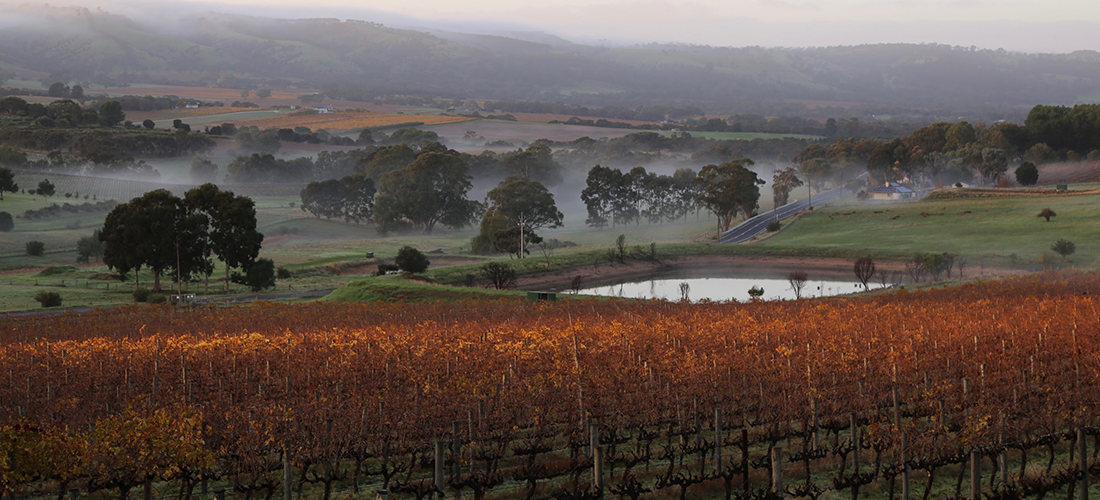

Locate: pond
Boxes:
[577,277,876,302]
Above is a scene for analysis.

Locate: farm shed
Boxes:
[871,183,915,200]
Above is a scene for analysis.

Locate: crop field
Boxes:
[425,120,641,145]
[3,272,1100,500]
[238,112,477,131]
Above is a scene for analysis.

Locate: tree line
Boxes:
[789,103,1100,191]
[581,165,700,228]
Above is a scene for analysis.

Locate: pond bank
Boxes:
[517,254,1020,292]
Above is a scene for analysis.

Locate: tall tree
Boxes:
[504,143,562,185]
[771,167,803,207]
[340,174,375,224]
[694,159,764,234]
[0,167,17,200]
[357,144,417,181]
[184,184,263,293]
[36,179,55,200]
[98,100,125,127]
[581,165,618,229]
[101,190,206,291]
[484,177,563,258]
[300,179,345,220]
[374,152,479,234]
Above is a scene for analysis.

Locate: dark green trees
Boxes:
[184,184,263,292]
[0,167,17,200]
[394,246,430,274]
[100,190,204,291]
[581,165,699,229]
[98,100,125,127]
[101,186,263,292]
[374,153,479,234]
[299,174,375,224]
[36,179,55,200]
[480,177,563,258]
[76,230,105,263]
[1015,162,1039,186]
[694,159,764,233]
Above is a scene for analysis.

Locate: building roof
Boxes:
[871,184,914,194]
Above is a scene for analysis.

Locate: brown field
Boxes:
[238,111,476,131]
[1037,161,1100,184]
[96,86,315,100]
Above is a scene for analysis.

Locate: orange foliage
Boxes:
[1,272,1099,495]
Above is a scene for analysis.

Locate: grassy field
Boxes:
[6,179,1100,312]
[662,130,822,140]
[756,187,1100,267]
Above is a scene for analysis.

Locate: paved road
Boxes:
[717,188,845,244]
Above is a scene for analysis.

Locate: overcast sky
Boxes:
[25,0,1100,52]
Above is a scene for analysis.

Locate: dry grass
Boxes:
[237,111,476,131]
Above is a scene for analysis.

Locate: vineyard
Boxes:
[3,272,1100,500]
[237,112,476,131]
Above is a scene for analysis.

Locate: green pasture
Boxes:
[662,130,821,141]
[8,177,1100,312]
[155,109,289,128]
[756,188,1100,267]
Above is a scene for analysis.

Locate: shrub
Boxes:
[133,287,151,302]
[1015,162,1039,186]
[376,263,400,275]
[0,212,12,232]
[747,286,765,300]
[25,240,45,256]
[1037,208,1057,222]
[34,291,62,308]
[394,246,430,274]
[276,266,292,279]
[244,258,276,292]
[766,221,781,232]
[1052,239,1076,260]
[148,294,167,304]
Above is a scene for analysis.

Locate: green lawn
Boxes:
[755,189,1100,267]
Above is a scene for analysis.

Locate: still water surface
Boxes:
[578,277,874,302]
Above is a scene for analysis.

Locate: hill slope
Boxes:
[3,7,1100,109]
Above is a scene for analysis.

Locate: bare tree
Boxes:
[678,282,690,302]
[788,271,809,299]
[876,268,890,288]
[905,253,925,283]
[956,257,968,278]
[853,257,875,289]
[536,239,558,268]
[942,253,956,279]
[570,275,584,294]
[615,234,627,264]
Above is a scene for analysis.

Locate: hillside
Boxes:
[2,7,1100,111]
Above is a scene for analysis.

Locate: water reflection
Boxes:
[578,277,876,302]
